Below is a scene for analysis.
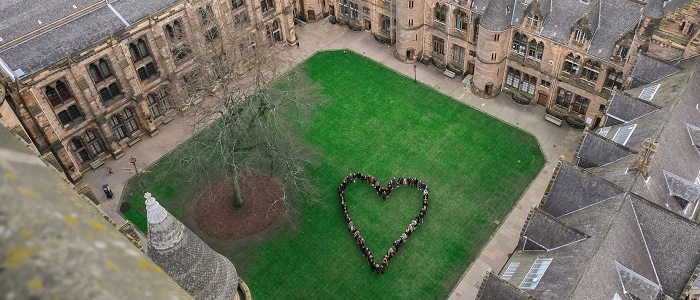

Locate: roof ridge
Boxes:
[581,130,637,154]
[532,207,591,239]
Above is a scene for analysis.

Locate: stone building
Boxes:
[0,0,298,182]
[474,51,700,300]
[316,0,700,130]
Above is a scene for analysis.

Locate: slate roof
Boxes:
[663,170,700,211]
[576,131,635,168]
[476,272,538,300]
[0,0,182,77]
[686,123,700,155]
[604,90,660,126]
[480,0,513,31]
[541,161,623,217]
[146,193,239,300]
[630,55,681,88]
[586,0,641,60]
[522,208,588,251]
[642,0,665,19]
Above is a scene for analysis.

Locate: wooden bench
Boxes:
[90,158,105,170]
[127,137,142,147]
[443,69,456,78]
[544,114,563,126]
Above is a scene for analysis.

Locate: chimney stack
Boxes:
[629,138,659,179]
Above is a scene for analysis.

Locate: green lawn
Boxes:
[122,50,544,299]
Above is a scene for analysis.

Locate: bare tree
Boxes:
[165,3,321,210]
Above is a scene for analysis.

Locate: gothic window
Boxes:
[165,20,186,42]
[556,88,573,108]
[409,0,414,8]
[571,95,590,115]
[137,62,158,81]
[70,138,91,164]
[172,45,193,64]
[581,60,600,83]
[506,68,521,88]
[381,15,390,33]
[56,105,83,126]
[512,33,527,54]
[473,18,480,42]
[88,59,113,83]
[198,5,215,23]
[455,10,468,30]
[146,89,171,118]
[528,40,537,58]
[111,108,139,140]
[232,0,245,9]
[453,44,465,65]
[99,82,122,103]
[266,19,282,43]
[129,39,150,62]
[573,30,586,44]
[604,68,623,90]
[563,53,580,75]
[521,74,536,95]
[433,36,445,55]
[85,130,103,157]
[435,4,447,23]
[350,2,359,19]
[46,80,74,107]
[536,42,544,60]
[340,0,348,15]
[234,11,250,24]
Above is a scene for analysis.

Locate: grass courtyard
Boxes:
[122,50,545,299]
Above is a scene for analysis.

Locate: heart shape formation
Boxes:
[338,172,429,274]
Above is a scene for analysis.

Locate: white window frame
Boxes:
[501,262,520,281]
[519,258,552,289]
[611,124,637,146]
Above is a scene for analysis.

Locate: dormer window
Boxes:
[573,30,586,44]
[455,10,468,31]
[88,59,113,83]
[616,46,629,59]
[527,14,539,27]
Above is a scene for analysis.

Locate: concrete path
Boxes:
[78,20,581,299]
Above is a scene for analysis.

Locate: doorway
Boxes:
[467,62,474,75]
[406,49,415,60]
[308,10,316,20]
[536,92,548,107]
[485,83,494,95]
[329,4,335,16]
[593,116,602,130]
[364,19,371,30]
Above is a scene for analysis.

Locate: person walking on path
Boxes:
[107,166,114,174]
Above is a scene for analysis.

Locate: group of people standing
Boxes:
[338,172,429,274]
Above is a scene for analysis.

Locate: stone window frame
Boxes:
[603,68,623,90]
[44,80,85,127]
[231,0,245,9]
[527,39,544,61]
[88,58,114,84]
[453,44,465,65]
[434,3,447,23]
[512,32,527,55]
[265,19,283,43]
[110,107,139,140]
[571,95,590,115]
[562,53,581,75]
[580,59,601,85]
[349,2,359,20]
[146,88,172,119]
[455,10,468,31]
[556,88,573,109]
[381,14,391,33]
[432,35,445,56]
[70,129,105,164]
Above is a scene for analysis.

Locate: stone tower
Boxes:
[471,0,513,98]
[145,192,240,300]
[395,0,425,61]
[624,0,664,81]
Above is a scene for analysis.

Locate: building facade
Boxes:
[0,0,298,183]
[317,0,700,130]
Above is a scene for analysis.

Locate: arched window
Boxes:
[435,4,446,23]
[129,39,150,62]
[512,33,527,54]
[473,18,480,41]
[46,81,74,107]
[521,74,536,95]
[111,108,139,140]
[506,67,518,88]
[536,42,544,60]
[147,89,171,118]
[340,0,348,15]
[528,39,537,58]
[198,5,215,23]
[99,82,122,103]
[455,10,468,30]
[527,14,539,27]
[165,21,185,42]
[272,19,282,41]
[581,60,601,83]
[556,88,573,108]
[604,68,623,90]
[261,0,274,12]
[563,53,580,75]
[572,95,590,115]
[70,138,91,164]
[84,130,104,157]
[88,59,113,83]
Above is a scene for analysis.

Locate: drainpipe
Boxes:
[421,0,426,60]
[29,88,79,169]
[446,4,451,68]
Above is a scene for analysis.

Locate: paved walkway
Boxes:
[79,20,581,299]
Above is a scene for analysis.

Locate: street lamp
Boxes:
[130,156,147,192]
[413,65,417,83]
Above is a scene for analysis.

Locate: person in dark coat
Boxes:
[381,190,387,199]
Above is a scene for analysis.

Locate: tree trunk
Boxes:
[231,174,245,209]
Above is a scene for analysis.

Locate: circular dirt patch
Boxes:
[195,172,285,240]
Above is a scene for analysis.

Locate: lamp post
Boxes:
[413,65,417,82]
[130,156,147,192]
